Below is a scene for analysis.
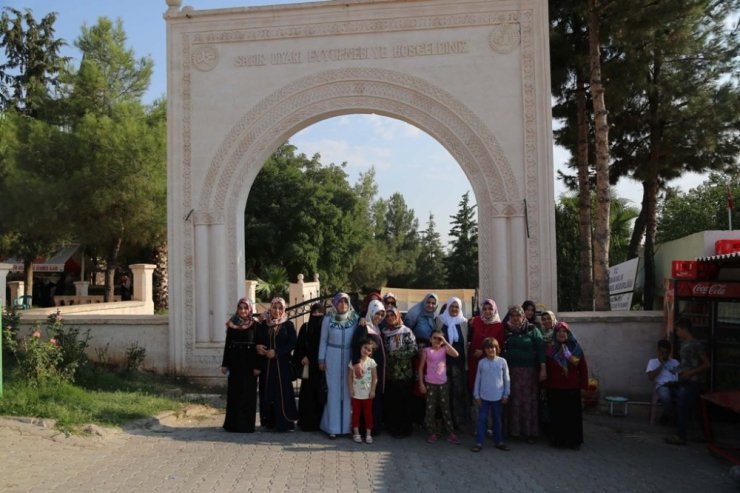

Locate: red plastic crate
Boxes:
[715,239,740,255]
[671,260,719,280]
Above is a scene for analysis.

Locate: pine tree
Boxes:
[445,192,478,288]
[413,213,448,288]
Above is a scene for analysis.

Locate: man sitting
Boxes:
[646,339,679,425]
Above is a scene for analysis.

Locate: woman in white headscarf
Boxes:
[318,292,359,438]
[350,299,387,436]
[436,297,469,429]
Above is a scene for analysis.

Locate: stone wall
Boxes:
[17,315,169,373]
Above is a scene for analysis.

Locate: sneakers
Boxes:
[426,433,438,444]
[447,433,460,445]
[365,435,373,444]
[353,434,362,443]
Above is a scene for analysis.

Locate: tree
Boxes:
[0,8,70,299]
[413,213,448,288]
[658,172,740,243]
[244,144,368,293]
[550,0,595,310]
[378,193,420,286]
[446,191,478,288]
[587,0,612,310]
[607,0,740,308]
[0,7,68,118]
[0,111,72,299]
[61,17,164,300]
[555,192,639,310]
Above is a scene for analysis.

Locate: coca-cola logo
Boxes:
[692,284,709,296]
[708,284,727,296]
[691,283,728,296]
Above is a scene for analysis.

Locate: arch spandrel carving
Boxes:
[198,68,519,215]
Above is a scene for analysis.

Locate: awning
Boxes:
[696,251,740,266]
[5,244,81,273]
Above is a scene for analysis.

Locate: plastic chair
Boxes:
[12,295,32,310]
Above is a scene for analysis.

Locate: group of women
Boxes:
[220,293,589,449]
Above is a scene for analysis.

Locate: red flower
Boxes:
[32,330,41,338]
[49,338,58,346]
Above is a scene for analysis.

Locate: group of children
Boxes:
[349,326,511,452]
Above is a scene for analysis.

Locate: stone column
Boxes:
[195,224,210,343]
[510,216,527,304]
[129,264,156,314]
[244,280,258,305]
[210,224,227,343]
[0,263,12,307]
[74,281,90,296]
[492,217,509,309]
[8,281,24,304]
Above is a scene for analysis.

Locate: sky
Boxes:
[4,0,706,246]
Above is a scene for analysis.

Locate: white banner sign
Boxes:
[609,257,640,295]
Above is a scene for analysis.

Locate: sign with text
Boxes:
[609,292,634,311]
[609,257,640,295]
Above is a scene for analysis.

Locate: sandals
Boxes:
[495,443,511,451]
[353,434,362,443]
[426,434,438,444]
[471,444,482,453]
[446,433,460,445]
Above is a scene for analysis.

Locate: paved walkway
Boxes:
[0,405,737,493]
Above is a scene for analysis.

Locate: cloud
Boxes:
[290,137,393,173]
[367,114,423,141]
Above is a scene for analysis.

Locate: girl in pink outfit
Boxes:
[418,328,460,444]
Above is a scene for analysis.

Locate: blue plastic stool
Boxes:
[605,396,629,416]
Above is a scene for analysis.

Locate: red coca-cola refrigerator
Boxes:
[664,280,740,391]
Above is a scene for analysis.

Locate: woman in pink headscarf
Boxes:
[467,298,505,392]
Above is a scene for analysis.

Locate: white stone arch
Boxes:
[165,0,556,375]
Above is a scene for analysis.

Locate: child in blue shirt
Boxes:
[472,337,511,452]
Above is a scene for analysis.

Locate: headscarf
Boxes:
[227,297,255,329]
[549,321,584,375]
[404,293,439,331]
[366,299,385,335]
[505,305,528,335]
[330,292,358,327]
[382,306,413,351]
[383,292,397,307]
[540,309,558,343]
[360,291,382,317]
[480,298,501,324]
[264,297,288,326]
[522,300,537,324]
[438,297,466,344]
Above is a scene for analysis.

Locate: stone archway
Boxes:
[165,0,556,375]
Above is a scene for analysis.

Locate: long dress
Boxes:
[257,320,299,431]
[438,320,468,429]
[546,351,588,448]
[383,324,417,437]
[292,315,326,431]
[221,325,259,432]
[503,322,545,438]
[318,314,358,435]
[351,325,386,434]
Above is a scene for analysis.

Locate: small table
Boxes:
[605,396,629,416]
[701,390,740,465]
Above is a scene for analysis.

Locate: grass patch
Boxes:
[0,365,220,433]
